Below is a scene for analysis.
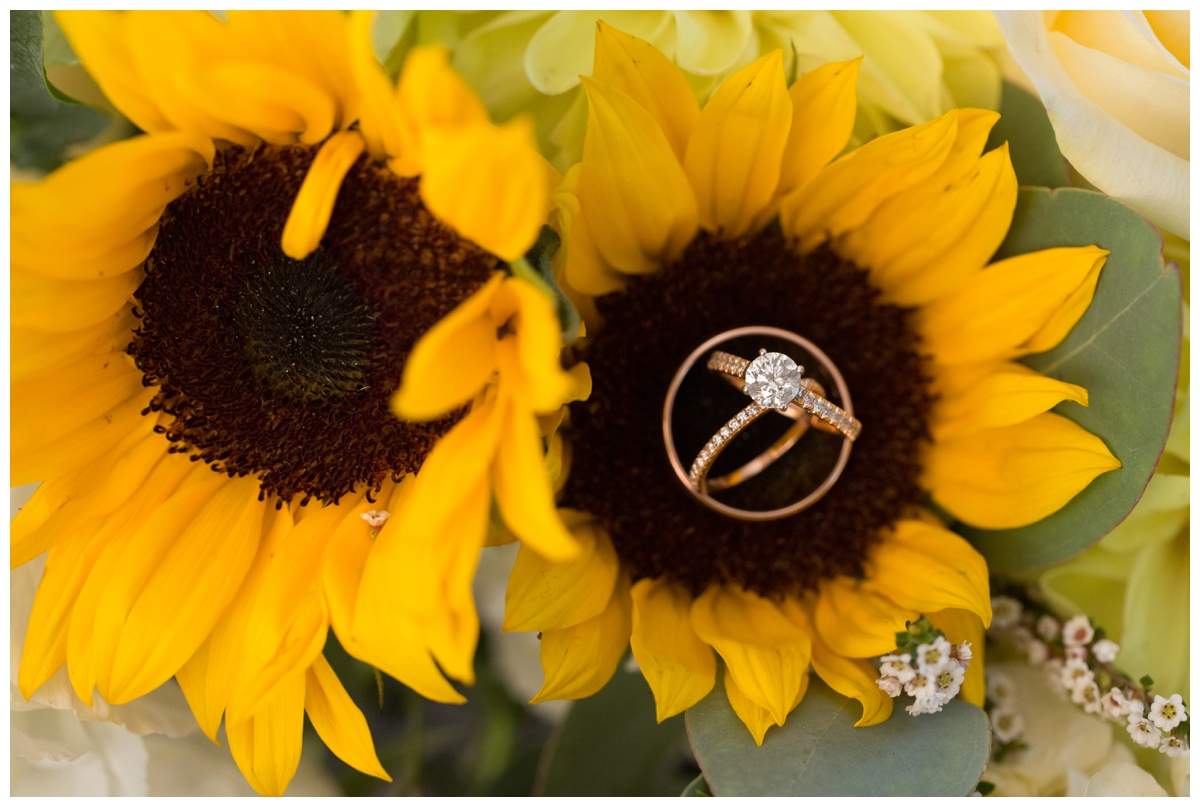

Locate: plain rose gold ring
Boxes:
[662,326,857,521]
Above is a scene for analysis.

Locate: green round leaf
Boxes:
[686,677,990,796]
[535,663,695,796]
[985,82,1068,189]
[960,187,1182,571]
[680,774,712,797]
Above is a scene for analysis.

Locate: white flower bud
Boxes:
[1065,645,1088,662]
[1026,640,1049,664]
[1091,638,1119,663]
[1036,614,1060,641]
[1062,614,1094,646]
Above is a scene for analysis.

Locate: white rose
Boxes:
[994,11,1189,238]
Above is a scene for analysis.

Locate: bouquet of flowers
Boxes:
[10,10,1188,797]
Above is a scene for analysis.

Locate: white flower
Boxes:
[906,691,944,716]
[994,11,1190,238]
[1061,659,1094,692]
[360,509,391,528]
[1064,645,1088,662]
[915,636,953,676]
[1126,698,1146,717]
[1061,615,1094,647]
[1126,714,1163,749]
[1149,694,1187,731]
[956,642,973,665]
[879,653,915,684]
[1072,680,1103,715]
[991,596,1023,629]
[987,670,1018,705]
[904,671,936,700]
[1161,735,1189,758]
[1036,614,1060,641]
[1090,638,1119,663]
[991,706,1025,743]
[1026,640,1049,664]
[876,676,904,698]
[933,661,965,704]
[1101,688,1130,721]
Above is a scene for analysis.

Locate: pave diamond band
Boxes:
[708,349,862,441]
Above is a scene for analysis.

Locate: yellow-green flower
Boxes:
[422,10,1007,171]
[496,22,1120,745]
[12,9,578,795]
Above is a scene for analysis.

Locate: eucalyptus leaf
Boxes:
[686,677,990,796]
[960,187,1182,571]
[985,81,1068,189]
[680,773,712,796]
[535,664,697,796]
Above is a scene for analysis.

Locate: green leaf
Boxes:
[509,225,582,344]
[535,663,697,796]
[960,188,1182,572]
[686,677,991,796]
[371,10,418,79]
[681,773,712,797]
[10,10,109,172]
[986,81,1068,189]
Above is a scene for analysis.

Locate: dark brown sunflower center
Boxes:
[560,228,934,598]
[130,143,501,505]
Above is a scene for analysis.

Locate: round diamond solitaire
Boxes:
[744,351,803,410]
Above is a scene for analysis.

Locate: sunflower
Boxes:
[12,10,584,795]
[499,22,1122,744]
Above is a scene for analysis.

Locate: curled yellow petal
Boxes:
[781,110,958,251]
[347,10,412,161]
[919,246,1109,365]
[531,573,632,703]
[578,76,698,275]
[391,273,503,422]
[305,654,392,782]
[810,632,893,728]
[724,666,780,747]
[504,511,618,632]
[690,585,811,726]
[592,20,700,163]
[492,277,573,412]
[630,577,717,722]
[926,412,1122,529]
[868,519,993,626]
[814,577,917,660]
[931,360,1089,440]
[281,131,365,260]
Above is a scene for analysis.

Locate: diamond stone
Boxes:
[744,352,803,410]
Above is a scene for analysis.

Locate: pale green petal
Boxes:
[1120,531,1189,701]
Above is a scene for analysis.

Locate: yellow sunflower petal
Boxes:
[926,411,1122,529]
[768,57,861,211]
[814,577,918,660]
[932,360,1089,441]
[280,131,365,260]
[323,479,466,704]
[578,76,698,276]
[54,11,173,133]
[100,475,267,704]
[592,20,700,163]
[392,273,503,421]
[396,44,490,135]
[504,511,618,632]
[420,116,549,262]
[781,110,958,251]
[926,608,986,708]
[684,50,792,238]
[13,352,144,453]
[724,665,779,747]
[492,277,573,412]
[563,210,627,295]
[227,669,306,798]
[11,271,141,335]
[630,577,717,722]
[12,309,137,382]
[347,11,412,160]
[919,246,1109,365]
[305,654,392,782]
[492,391,579,564]
[810,632,893,728]
[867,519,992,625]
[531,573,632,703]
[690,585,811,726]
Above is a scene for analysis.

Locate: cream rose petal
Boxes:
[994,11,1188,237]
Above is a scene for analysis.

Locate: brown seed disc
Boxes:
[130,143,501,504]
[560,228,935,598]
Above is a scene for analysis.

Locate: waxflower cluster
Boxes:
[982,668,1026,761]
[875,617,973,716]
[989,593,1189,759]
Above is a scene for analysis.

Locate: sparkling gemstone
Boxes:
[744,352,803,410]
